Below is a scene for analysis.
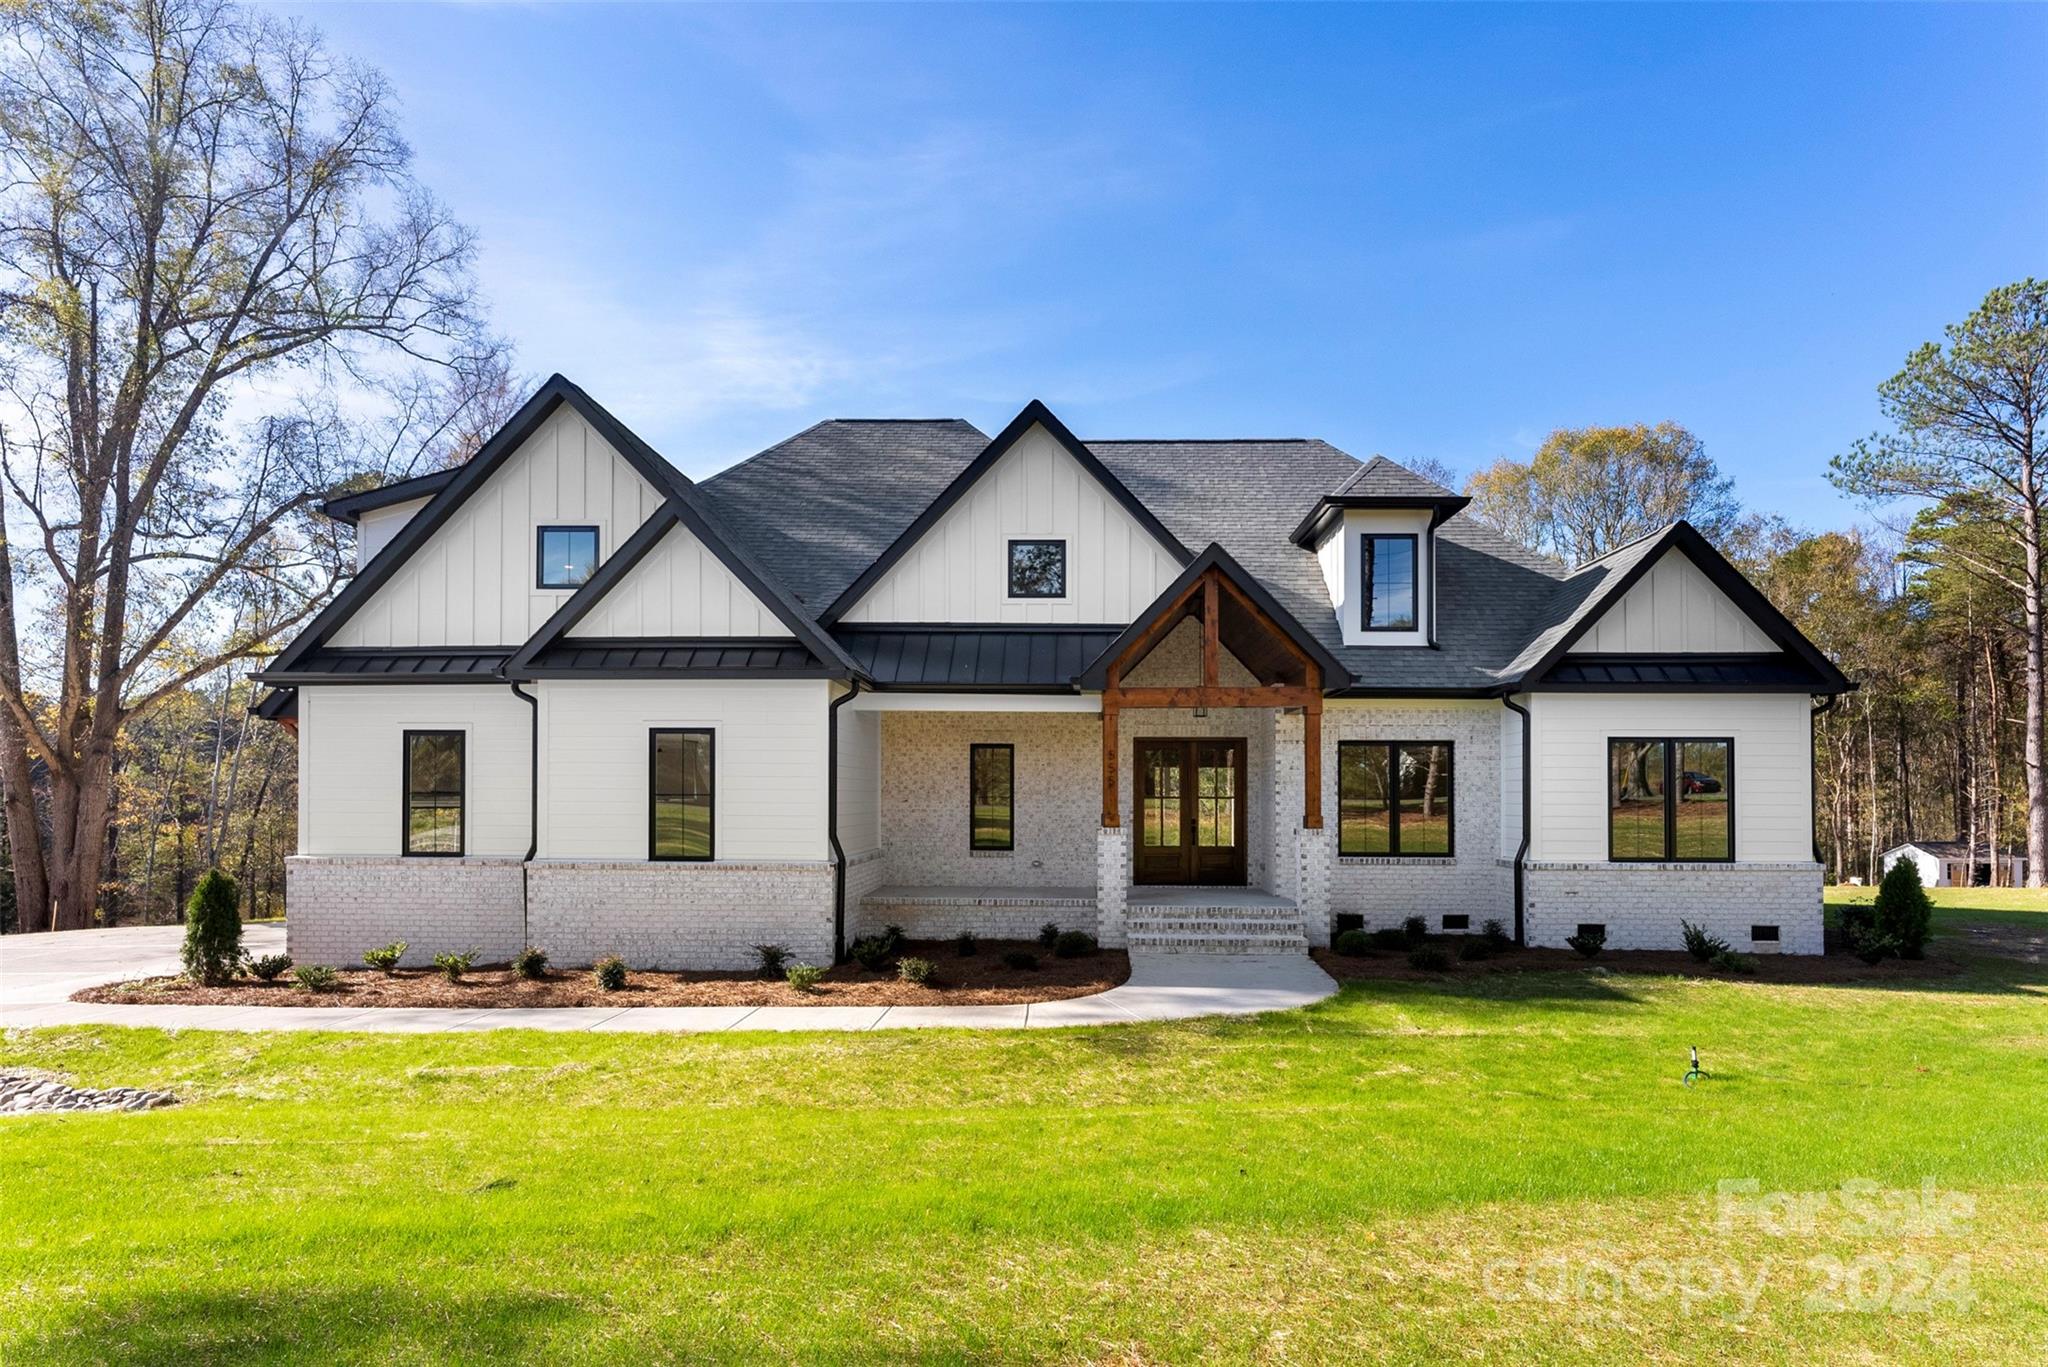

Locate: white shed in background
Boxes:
[1880,840,2027,888]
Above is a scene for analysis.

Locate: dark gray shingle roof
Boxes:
[1329,454,1459,499]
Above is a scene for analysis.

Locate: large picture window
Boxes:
[1361,534,1418,631]
[1007,539,1067,599]
[1608,738,1732,862]
[537,525,599,589]
[970,743,1014,850]
[403,730,464,856]
[650,729,715,860]
[1338,740,1453,856]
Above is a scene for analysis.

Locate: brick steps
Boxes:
[1124,896,1307,954]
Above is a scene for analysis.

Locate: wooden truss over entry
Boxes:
[1084,544,1348,836]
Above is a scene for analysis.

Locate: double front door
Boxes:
[1134,737,1248,885]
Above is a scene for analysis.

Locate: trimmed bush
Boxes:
[181,868,243,986]
[897,956,936,985]
[248,953,293,982]
[1849,923,1897,965]
[754,943,792,979]
[1002,950,1039,971]
[1408,946,1452,972]
[1333,929,1374,957]
[849,935,894,971]
[1053,930,1097,958]
[592,956,628,991]
[292,963,339,993]
[513,945,549,980]
[432,948,478,982]
[786,963,825,993]
[363,941,407,973]
[1873,858,1934,959]
[953,931,979,957]
[1481,918,1514,951]
[1680,919,1731,964]
[1457,938,1495,962]
[1401,915,1429,945]
[1037,922,1061,949]
[1567,926,1607,958]
[1367,928,1410,952]
[1710,948,1757,974]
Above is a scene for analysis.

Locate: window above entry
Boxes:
[1007,538,1067,600]
[537,526,599,590]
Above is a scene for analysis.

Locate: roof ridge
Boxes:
[1085,437,1322,445]
[697,417,840,488]
[1568,521,1681,574]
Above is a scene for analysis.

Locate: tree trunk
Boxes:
[44,745,116,930]
[2021,493,2046,886]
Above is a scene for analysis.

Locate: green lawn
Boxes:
[3,942,2045,1361]
[1829,882,2048,927]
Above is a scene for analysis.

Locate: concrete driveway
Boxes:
[0,922,287,1007]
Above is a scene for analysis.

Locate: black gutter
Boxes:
[827,680,862,962]
[1502,692,1531,947]
[510,681,540,949]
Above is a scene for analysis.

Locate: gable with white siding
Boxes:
[840,422,1184,625]
[332,406,668,648]
[1568,548,1778,654]
[566,520,792,639]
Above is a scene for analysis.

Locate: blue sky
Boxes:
[288,2,2046,528]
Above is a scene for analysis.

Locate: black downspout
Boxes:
[827,679,862,963]
[1810,694,1838,869]
[1502,692,1531,946]
[509,681,539,948]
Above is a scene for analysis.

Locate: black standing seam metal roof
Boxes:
[1538,655,1832,690]
[525,640,826,674]
[836,627,1124,689]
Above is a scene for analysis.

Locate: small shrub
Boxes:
[897,956,936,985]
[1710,948,1756,974]
[954,931,979,957]
[1837,901,1876,936]
[1873,858,1933,959]
[1333,928,1374,957]
[432,948,479,982]
[1053,930,1098,958]
[1037,922,1061,949]
[1408,946,1452,972]
[1848,923,1897,965]
[850,935,894,971]
[292,963,339,993]
[1567,926,1607,958]
[513,945,549,980]
[754,943,792,978]
[1401,915,1429,945]
[592,956,628,991]
[1457,938,1495,962]
[786,963,825,993]
[248,953,294,982]
[881,925,907,953]
[1680,919,1731,964]
[1481,918,1514,951]
[181,868,243,986]
[362,941,407,974]
[1002,950,1039,971]
[1367,928,1410,951]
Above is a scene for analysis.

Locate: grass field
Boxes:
[3,899,2044,1362]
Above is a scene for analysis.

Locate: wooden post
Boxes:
[1201,572,1220,687]
[1102,675,1121,828]
[1303,658,1323,830]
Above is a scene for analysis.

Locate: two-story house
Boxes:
[254,375,1852,969]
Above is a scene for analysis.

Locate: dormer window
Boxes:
[1007,538,1067,599]
[537,525,599,589]
[1361,534,1417,632]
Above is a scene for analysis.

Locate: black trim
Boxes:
[1360,533,1420,633]
[1606,736,1735,863]
[535,525,600,590]
[649,727,715,862]
[1075,542,1351,691]
[820,399,1193,625]
[1006,539,1068,599]
[402,730,465,858]
[319,467,459,524]
[829,681,861,962]
[969,743,1015,851]
[250,688,298,721]
[1751,924,1780,943]
[1504,694,1530,946]
[1289,493,1471,549]
[1336,740,1455,858]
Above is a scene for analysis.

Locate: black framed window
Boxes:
[1608,738,1732,862]
[1361,533,1418,631]
[403,730,464,856]
[537,525,599,589]
[650,729,714,861]
[1007,539,1067,598]
[970,743,1014,850]
[1337,740,1453,856]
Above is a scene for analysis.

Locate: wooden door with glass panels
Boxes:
[1134,738,1247,885]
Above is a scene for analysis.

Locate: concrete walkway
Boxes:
[0,923,1335,1033]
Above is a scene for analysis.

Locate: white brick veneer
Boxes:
[1523,861,1824,955]
[286,856,525,968]
[859,889,1094,942]
[1097,826,1130,947]
[840,847,890,942]
[525,860,834,970]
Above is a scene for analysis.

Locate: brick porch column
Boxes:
[1096,826,1129,947]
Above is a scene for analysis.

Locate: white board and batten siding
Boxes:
[1571,550,1777,654]
[356,496,432,570]
[1526,692,1812,863]
[836,701,882,855]
[333,406,669,648]
[840,423,1183,625]
[297,685,532,858]
[566,522,790,639]
[535,680,832,862]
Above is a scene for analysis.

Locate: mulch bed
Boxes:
[1311,939,1972,985]
[75,939,1129,1009]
